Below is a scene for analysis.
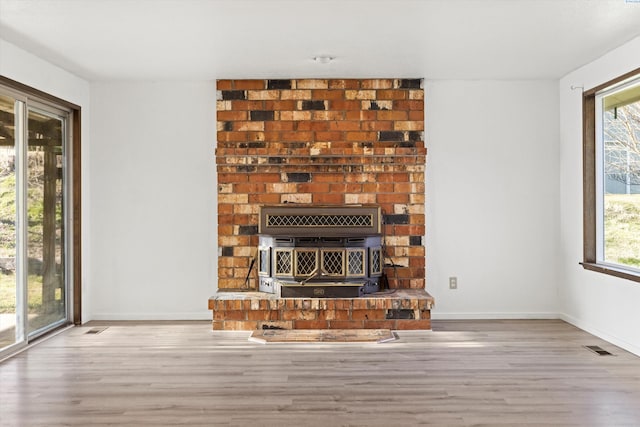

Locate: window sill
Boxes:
[580,262,640,283]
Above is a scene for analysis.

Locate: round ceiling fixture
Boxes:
[313,56,334,64]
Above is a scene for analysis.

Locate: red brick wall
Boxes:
[216,79,425,290]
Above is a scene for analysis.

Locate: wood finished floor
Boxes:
[1,320,640,426]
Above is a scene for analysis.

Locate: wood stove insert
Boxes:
[257,205,383,298]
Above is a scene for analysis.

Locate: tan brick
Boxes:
[409,90,424,100]
[212,320,225,330]
[234,121,265,131]
[216,100,231,111]
[224,320,259,330]
[345,90,376,100]
[218,193,249,204]
[345,193,376,204]
[296,79,329,89]
[281,193,312,204]
[361,79,393,89]
[280,90,312,100]
[394,121,424,131]
[266,182,297,193]
[317,310,336,321]
[346,110,377,121]
[247,90,279,100]
[312,111,345,121]
[328,79,359,89]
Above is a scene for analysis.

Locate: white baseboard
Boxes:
[431,312,560,320]
[90,311,211,321]
[560,313,640,357]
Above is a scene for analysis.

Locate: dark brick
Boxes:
[268,79,292,89]
[398,141,416,148]
[367,101,388,110]
[248,142,266,148]
[386,309,415,319]
[223,121,233,131]
[408,131,423,142]
[221,247,234,257]
[287,173,311,182]
[384,214,409,224]
[237,166,256,173]
[250,110,275,121]
[409,236,422,246]
[221,90,246,100]
[268,157,285,164]
[399,79,422,89]
[289,142,307,149]
[378,131,405,142]
[239,225,258,235]
[301,100,326,110]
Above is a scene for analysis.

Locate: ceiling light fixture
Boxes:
[313,56,334,64]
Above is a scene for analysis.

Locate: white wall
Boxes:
[426,80,560,319]
[559,36,640,356]
[0,39,92,322]
[89,82,216,320]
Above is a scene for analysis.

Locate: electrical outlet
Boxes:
[449,277,457,289]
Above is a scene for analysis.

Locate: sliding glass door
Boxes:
[0,88,71,356]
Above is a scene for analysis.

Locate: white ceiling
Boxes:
[1,0,640,81]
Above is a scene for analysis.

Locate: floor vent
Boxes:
[85,327,107,335]
[585,345,614,356]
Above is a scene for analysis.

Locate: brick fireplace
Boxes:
[210,78,433,330]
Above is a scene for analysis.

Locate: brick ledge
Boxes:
[209,289,434,331]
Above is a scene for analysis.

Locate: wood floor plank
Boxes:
[1,320,640,426]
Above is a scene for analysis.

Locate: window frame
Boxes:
[582,67,640,282]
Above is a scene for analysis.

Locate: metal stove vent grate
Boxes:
[267,214,373,228]
[296,251,318,276]
[323,250,344,275]
[348,250,364,275]
[275,251,292,275]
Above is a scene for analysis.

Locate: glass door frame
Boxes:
[26,101,72,340]
[0,77,80,360]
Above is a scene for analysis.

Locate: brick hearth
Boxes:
[209,289,433,331]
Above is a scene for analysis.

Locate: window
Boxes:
[583,68,640,281]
